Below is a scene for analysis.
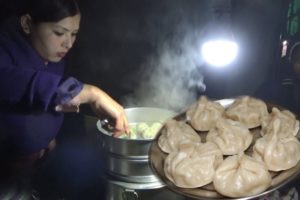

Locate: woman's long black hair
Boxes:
[19,0,80,24]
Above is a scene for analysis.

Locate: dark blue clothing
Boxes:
[0,27,83,156]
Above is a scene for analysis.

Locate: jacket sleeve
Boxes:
[54,76,84,105]
[0,44,83,111]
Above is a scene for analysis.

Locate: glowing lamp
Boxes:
[201,39,238,67]
[201,2,238,67]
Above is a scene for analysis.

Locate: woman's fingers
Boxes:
[92,90,130,136]
[55,84,130,136]
[113,112,130,137]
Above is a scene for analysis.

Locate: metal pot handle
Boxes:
[96,119,113,136]
[122,189,139,200]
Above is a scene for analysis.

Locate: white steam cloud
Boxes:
[122,32,206,112]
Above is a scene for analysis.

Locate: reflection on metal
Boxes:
[122,189,139,200]
[282,40,289,57]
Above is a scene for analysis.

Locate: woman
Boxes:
[0,0,129,180]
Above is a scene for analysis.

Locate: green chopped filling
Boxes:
[118,122,162,139]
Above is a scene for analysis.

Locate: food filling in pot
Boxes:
[118,122,162,139]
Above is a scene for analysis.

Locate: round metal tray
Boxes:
[149,98,300,200]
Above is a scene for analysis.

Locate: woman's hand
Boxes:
[55,84,129,137]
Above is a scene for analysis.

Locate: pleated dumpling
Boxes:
[213,153,272,198]
[164,142,223,188]
[158,119,201,153]
[261,107,299,138]
[206,118,253,155]
[252,118,300,171]
[186,96,225,131]
[225,96,268,128]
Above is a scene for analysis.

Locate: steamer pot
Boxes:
[103,153,160,182]
[103,175,186,200]
[97,107,177,157]
[96,107,177,183]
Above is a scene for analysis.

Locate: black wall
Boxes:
[65,0,283,111]
[0,0,284,111]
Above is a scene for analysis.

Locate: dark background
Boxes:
[0,0,286,110]
[61,0,284,111]
[0,1,294,199]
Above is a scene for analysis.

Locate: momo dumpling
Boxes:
[261,107,299,138]
[253,118,300,171]
[186,96,225,131]
[206,118,253,155]
[225,96,268,128]
[164,142,223,188]
[213,153,272,198]
[158,119,201,153]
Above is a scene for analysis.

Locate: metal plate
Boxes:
[149,98,300,200]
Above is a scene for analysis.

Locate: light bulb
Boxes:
[201,40,238,67]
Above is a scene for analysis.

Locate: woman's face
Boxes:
[29,14,81,63]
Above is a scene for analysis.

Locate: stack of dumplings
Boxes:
[156,95,300,198]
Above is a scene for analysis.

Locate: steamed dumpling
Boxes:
[164,142,223,188]
[261,107,299,138]
[252,118,300,171]
[206,118,253,155]
[213,153,272,198]
[158,119,201,153]
[186,96,225,131]
[225,96,269,128]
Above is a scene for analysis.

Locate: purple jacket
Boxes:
[0,27,83,156]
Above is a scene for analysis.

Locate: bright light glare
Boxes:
[201,40,238,67]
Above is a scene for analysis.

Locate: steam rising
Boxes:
[70,0,282,111]
[122,33,206,112]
